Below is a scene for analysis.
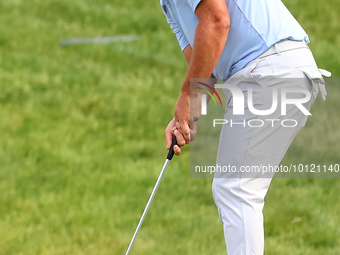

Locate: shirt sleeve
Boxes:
[187,0,202,13]
[161,1,190,51]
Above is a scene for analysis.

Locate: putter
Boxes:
[124,136,178,255]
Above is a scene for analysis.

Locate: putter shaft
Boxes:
[125,137,177,255]
[125,159,170,255]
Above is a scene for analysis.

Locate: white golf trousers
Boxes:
[212,43,329,255]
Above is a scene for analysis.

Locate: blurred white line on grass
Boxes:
[291,217,302,223]
[59,35,140,46]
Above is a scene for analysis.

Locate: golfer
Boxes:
[162,0,330,254]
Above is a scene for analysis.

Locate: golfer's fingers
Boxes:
[174,145,181,156]
[176,122,192,144]
[174,129,186,147]
[179,120,191,143]
[175,122,182,132]
[165,119,175,150]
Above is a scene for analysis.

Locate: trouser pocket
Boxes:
[297,66,332,101]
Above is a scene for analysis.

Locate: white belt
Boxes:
[259,40,309,59]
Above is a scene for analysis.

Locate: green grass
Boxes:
[0,0,339,254]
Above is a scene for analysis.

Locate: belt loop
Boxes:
[274,43,281,56]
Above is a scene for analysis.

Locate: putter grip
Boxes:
[167,137,177,160]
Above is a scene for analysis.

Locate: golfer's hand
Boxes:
[174,91,201,144]
[165,119,185,156]
[165,119,198,157]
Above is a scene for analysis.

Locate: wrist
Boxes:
[180,78,190,96]
[180,78,201,98]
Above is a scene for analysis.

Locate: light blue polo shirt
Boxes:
[160,0,310,81]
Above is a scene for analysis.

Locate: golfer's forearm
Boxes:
[183,44,217,80]
[181,20,229,95]
[183,45,216,80]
